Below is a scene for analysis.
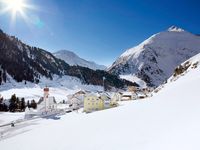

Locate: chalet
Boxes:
[128,86,138,93]
[83,92,119,113]
[110,93,121,106]
[137,92,147,99]
[121,92,137,101]
[83,93,104,113]
[67,90,87,110]
[100,93,111,109]
[68,96,81,110]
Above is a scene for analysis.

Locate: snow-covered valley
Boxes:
[0,0,199,148]
[0,75,102,102]
[0,52,200,150]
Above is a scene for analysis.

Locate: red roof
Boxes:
[44,87,49,92]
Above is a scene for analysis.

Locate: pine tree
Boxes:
[30,100,37,109]
[0,96,3,111]
[27,100,30,108]
[9,94,17,112]
[3,103,8,111]
[16,97,20,111]
[20,98,26,111]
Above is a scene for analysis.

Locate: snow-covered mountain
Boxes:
[53,50,106,70]
[0,29,134,89]
[108,26,200,87]
[1,52,200,150]
[169,52,200,83]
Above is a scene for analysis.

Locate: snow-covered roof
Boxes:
[99,92,111,99]
[122,92,133,96]
[85,93,100,98]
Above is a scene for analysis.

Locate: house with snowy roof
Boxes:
[67,90,87,110]
[83,93,104,113]
[110,93,121,106]
[99,92,111,109]
[83,92,119,113]
[121,92,137,101]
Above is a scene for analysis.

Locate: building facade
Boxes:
[83,93,104,113]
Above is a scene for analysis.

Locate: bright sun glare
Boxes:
[0,0,34,24]
[6,0,25,13]
[2,0,26,14]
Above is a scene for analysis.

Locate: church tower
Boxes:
[44,87,49,111]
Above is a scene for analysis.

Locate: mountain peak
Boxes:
[167,25,185,32]
[53,50,106,70]
[55,50,78,57]
[109,26,200,87]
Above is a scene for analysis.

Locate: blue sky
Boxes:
[0,0,200,66]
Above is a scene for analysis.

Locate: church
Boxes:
[37,87,57,113]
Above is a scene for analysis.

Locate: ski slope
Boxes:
[0,55,200,150]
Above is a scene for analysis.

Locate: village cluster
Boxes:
[0,86,153,119]
[24,86,152,118]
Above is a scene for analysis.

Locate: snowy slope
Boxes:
[0,75,103,102]
[53,50,106,70]
[109,26,200,87]
[120,74,147,88]
[1,53,200,150]
[0,112,25,125]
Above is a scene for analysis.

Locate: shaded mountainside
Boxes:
[0,29,137,89]
[108,26,200,87]
[53,50,106,70]
[0,29,68,83]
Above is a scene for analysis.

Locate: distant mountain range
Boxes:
[1,25,200,89]
[53,50,106,70]
[108,26,200,87]
[0,29,136,89]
